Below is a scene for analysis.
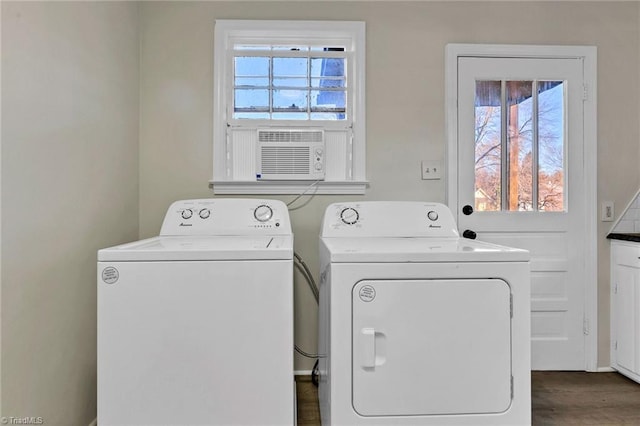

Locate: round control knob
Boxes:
[181,209,193,220]
[199,208,211,219]
[254,205,273,222]
[340,207,359,225]
[315,148,324,156]
[427,210,439,221]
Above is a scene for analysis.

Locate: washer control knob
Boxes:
[340,207,359,225]
[254,205,273,222]
[181,209,193,220]
[199,208,211,219]
[427,210,439,221]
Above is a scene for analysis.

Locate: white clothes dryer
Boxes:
[318,201,531,425]
[98,199,294,426]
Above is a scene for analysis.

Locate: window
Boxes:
[474,80,565,212]
[234,47,346,121]
[212,20,367,194]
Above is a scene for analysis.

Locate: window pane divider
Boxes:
[532,80,540,211]
[500,80,508,211]
[233,51,349,59]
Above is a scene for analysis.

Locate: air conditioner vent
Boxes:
[261,146,311,175]
[258,130,323,144]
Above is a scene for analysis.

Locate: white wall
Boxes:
[139,1,640,372]
[1,2,139,423]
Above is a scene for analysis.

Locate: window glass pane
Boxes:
[311,78,344,88]
[234,45,270,51]
[506,81,533,212]
[273,57,308,77]
[311,112,343,120]
[311,58,345,78]
[235,57,269,77]
[538,81,565,212]
[310,46,346,52]
[273,77,308,88]
[272,112,308,120]
[474,80,502,212]
[234,89,269,111]
[234,112,270,119]
[273,89,307,111]
[273,46,309,51]
[311,90,345,111]
[235,77,269,87]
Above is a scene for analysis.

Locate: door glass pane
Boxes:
[538,81,565,211]
[507,81,533,211]
[474,81,502,211]
[474,79,566,213]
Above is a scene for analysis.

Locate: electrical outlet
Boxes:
[421,161,442,180]
[602,201,614,222]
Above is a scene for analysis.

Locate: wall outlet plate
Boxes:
[421,161,442,180]
[602,201,614,222]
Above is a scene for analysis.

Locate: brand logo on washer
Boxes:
[359,285,376,302]
[102,266,119,284]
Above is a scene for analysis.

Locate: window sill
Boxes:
[210,180,368,195]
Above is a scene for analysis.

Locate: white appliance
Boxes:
[98,199,294,426]
[257,128,325,180]
[318,201,531,425]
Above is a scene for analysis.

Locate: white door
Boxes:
[456,56,586,370]
[352,279,512,416]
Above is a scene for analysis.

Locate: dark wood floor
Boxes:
[296,372,640,425]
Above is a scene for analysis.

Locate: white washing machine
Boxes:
[98,199,294,426]
[318,201,531,425]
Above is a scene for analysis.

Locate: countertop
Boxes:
[607,233,640,243]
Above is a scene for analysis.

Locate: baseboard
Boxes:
[597,367,616,373]
[88,419,97,426]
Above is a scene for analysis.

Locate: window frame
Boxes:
[212,20,367,194]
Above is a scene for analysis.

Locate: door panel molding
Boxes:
[445,43,598,371]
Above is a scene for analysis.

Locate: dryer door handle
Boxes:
[360,328,376,368]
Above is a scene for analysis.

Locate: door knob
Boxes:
[462,229,477,240]
[462,205,474,215]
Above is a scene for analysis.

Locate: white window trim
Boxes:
[211,20,367,194]
[445,43,598,371]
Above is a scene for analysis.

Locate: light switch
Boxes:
[421,161,442,180]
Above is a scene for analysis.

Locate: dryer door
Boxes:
[352,279,512,417]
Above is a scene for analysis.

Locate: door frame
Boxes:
[445,43,598,371]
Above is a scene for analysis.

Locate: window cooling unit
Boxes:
[256,129,325,180]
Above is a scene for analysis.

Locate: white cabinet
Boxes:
[611,240,640,383]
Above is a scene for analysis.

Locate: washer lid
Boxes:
[321,237,529,263]
[98,235,293,262]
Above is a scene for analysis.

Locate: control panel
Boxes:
[160,199,292,236]
[320,201,459,238]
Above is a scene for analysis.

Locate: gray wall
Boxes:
[139,1,640,372]
[1,2,139,423]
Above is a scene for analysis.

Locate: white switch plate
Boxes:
[421,161,442,180]
[602,201,614,222]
